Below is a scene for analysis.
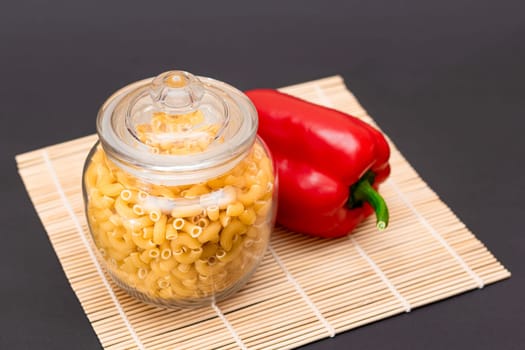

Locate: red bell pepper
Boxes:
[245,89,391,238]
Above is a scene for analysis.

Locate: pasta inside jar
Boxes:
[83,70,276,308]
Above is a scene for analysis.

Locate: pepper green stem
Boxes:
[350,174,389,231]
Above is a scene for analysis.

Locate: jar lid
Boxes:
[97,71,258,185]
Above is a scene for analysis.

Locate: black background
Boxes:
[1,0,524,349]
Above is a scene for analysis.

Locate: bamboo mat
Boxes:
[16,76,510,350]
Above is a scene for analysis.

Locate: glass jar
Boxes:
[82,70,277,308]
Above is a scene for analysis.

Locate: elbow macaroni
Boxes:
[85,135,274,305]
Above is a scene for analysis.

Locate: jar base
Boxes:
[106,255,265,309]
